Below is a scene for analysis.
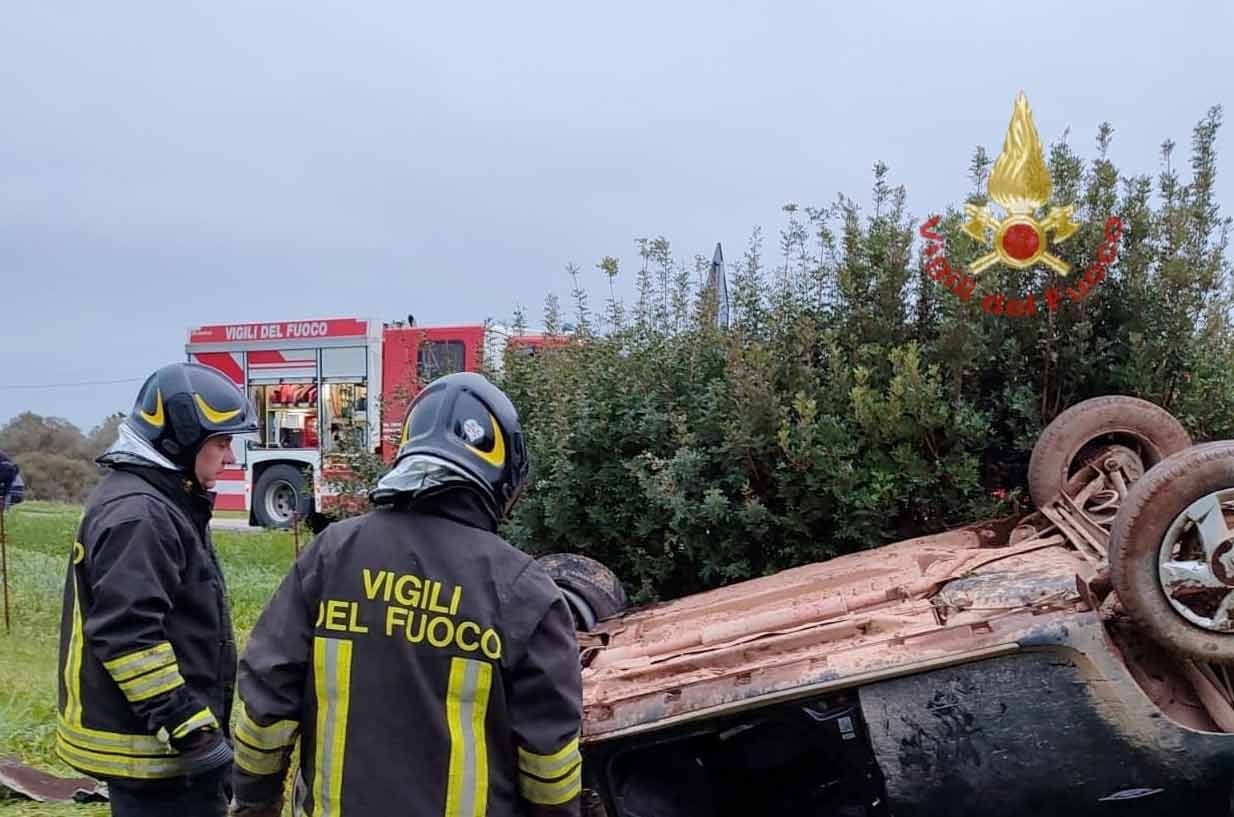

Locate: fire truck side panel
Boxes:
[378,324,486,461]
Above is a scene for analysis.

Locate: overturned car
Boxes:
[542,396,1234,817]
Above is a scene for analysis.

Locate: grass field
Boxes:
[0,502,301,815]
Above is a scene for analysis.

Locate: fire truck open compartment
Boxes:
[321,382,369,451]
[243,345,372,452]
[250,382,318,450]
[248,381,369,452]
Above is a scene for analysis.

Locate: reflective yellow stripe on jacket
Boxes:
[55,719,189,780]
[445,657,494,817]
[63,572,86,726]
[102,642,186,703]
[102,642,175,681]
[171,707,219,740]
[312,637,353,817]
[55,738,185,780]
[235,701,300,777]
[57,720,173,756]
[517,735,582,806]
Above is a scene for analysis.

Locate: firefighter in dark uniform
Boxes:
[56,363,259,817]
[0,448,18,499]
[232,372,583,817]
[0,448,18,511]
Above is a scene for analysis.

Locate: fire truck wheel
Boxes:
[253,464,309,529]
[537,553,629,632]
[1028,395,1191,509]
[1110,441,1234,663]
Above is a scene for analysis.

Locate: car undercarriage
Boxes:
[538,396,1234,816]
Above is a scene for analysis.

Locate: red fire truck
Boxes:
[186,316,547,528]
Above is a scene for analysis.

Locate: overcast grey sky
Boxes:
[2,0,1230,430]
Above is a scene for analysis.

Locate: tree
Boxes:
[0,412,118,502]
[0,412,89,460]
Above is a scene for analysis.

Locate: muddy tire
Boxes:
[1028,395,1191,508]
[537,553,628,631]
[1110,442,1234,663]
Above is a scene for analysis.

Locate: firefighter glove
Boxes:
[171,727,234,776]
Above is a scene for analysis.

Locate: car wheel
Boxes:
[537,553,628,631]
[253,465,308,529]
[1028,395,1191,509]
[1110,441,1234,663]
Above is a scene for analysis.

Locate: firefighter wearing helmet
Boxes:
[233,372,584,817]
[56,363,259,817]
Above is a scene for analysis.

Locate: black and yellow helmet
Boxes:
[127,362,258,470]
[395,372,529,519]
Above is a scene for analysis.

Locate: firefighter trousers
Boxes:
[106,764,231,817]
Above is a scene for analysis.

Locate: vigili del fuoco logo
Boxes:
[921,92,1122,318]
